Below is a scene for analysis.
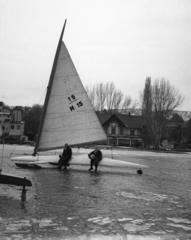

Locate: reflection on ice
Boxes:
[87,216,103,222]
[116,191,175,202]
[123,235,167,240]
[87,216,115,225]
[39,219,58,228]
[167,218,191,224]
[2,215,191,239]
[87,216,155,234]
[86,213,191,235]
[122,223,151,232]
[131,219,145,224]
[166,218,191,232]
[118,218,133,222]
[86,215,178,238]
[167,223,191,231]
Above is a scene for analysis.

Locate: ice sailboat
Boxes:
[10,20,148,170]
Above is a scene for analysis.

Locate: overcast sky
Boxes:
[0,0,191,111]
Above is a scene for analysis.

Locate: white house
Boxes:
[0,102,27,141]
[0,102,11,136]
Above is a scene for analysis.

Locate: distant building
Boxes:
[0,112,11,135]
[97,111,145,146]
[97,110,191,148]
[9,106,25,140]
[164,113,187,147]
[0,101,11,113]
[0,102,27,141]
[0,102,11,136]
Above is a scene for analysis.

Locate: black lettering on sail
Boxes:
[69,105,75,111]
[63,77,69,84]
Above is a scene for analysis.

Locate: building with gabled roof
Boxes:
[0,101,11,113]
[9,106,25,140]
[163,113,187,147]
[97,112,145,146]
[0,112,11,136]
[0,102,27,142]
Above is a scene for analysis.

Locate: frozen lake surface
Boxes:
[0,144,191,239]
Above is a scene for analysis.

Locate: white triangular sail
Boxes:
[37,39,107,151]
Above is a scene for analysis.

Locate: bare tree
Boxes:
[105,82,115,110]
[85,85,96,109]
[112,90,124,109]
[121,95,132,110]
[141,77,153,147]
[86,81,132,111]
[95,83,107,111]
[142,77,184,149]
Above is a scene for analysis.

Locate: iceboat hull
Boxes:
[11,154,148,169]
[0,172,32,186]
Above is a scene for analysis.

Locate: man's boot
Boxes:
[94,163,98,172]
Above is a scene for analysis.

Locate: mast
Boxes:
[0,127,4,172]
[33,20,67,155]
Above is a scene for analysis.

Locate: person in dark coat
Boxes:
[88,146,102,172]
[58,143,72,170]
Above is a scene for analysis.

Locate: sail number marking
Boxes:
[68,94,83,111]
[68,95,77,104]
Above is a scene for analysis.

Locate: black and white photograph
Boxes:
[0,1,191,239]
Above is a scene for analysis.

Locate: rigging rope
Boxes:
[0,138,4,171]
[9,144,18,159]
[38,89,47,105]
[111,147,113,159]
[76,147,80,155]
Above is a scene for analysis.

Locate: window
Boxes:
[130,129,135,135]
[111,126,116,134]
[11,125,14,129]
[109,122,118,135]
[17,125,21,130]
[120,127,124,135]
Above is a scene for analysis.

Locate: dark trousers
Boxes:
[59,156,70,168]
[89,155,102,170]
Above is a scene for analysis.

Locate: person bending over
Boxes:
[58,143,72,170]
[88,146,102,172]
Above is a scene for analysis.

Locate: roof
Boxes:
[97,112,145,128]
[0,102,10,109]
[166,113,185,128]
[116,114,145,128]
[96,113,112,124]
[168,113,184,123]
[12,106,24,111]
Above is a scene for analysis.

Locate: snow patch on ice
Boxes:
[116,191,180,204]
[167,217,191,224]
[118,218,133,222]
[123,223,151,232]
[87,216,116,225]
[167,223,191,231]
